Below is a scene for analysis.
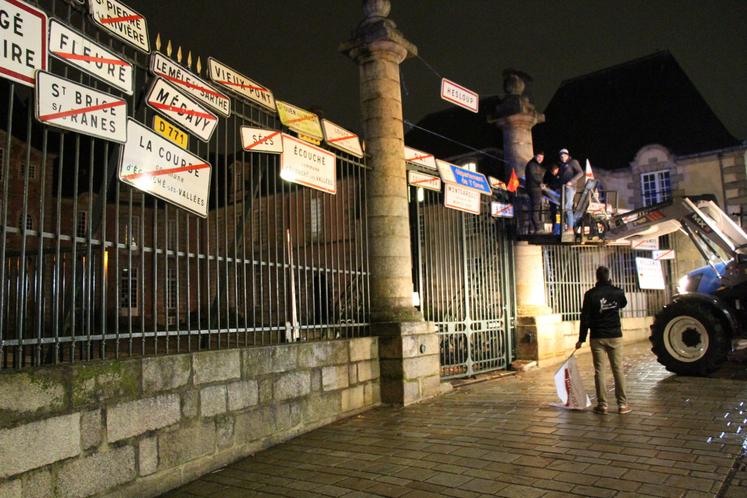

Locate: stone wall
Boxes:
[0,338,380,497]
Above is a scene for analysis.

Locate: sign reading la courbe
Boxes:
[0,0,47,87]
[119,118,211,218]
[88,0,149,53]
[280,133,336,194]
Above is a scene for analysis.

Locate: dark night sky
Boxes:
[125,1,747,141]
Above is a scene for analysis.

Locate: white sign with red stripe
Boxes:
[440,78,479,113]
[150,52,230,117]
[0,0,47,87]
[280,134,336,194]
[146,77,218,142]
[404,145,437,170]
[635,257,666,290]
[322,119,363,158]
[49,19,133,95]
[491,201,514,218]
[207,57,275,111]
[35,70,126,143]
[240,126,282,154]
[444,184,480,215]
[631,238,659,251]
[489,176,507,190]
[652,249,675,261]
[88,0,149,53]
[119,118,211,218]
[408,170,441,191]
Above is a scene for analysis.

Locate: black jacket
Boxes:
[559,158,583,188]
[579,281,628,342]
[543,169,562,191]
[525,158,545,190]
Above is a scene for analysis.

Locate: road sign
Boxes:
[276,101,323,141]
[489,176,507,190]
[440,78,479,113]
[444,184,480,215]
[35,70,127,143]
[437,159,491,195]
[631,238,659,251]
[153,115,188,149]
[207,57,275,111]
[322,119,363,158]
[240,126,282,154]
[146,77,218,142]
[404,145,436,170]
[491,201,514,218]
[49,19,134,95]
[0,0,47,87]
[652,249,675,261]
[407,170,441,192]
[119,118,211,218]
[635,257,665,290]
[150,52,230,117]
[88,0,149,53]
[280,133,336,194]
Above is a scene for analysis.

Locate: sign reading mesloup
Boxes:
[277,101,323,141]
[280,134,336,194]
[444,184,481,215]
[241,127,282,154]
[119,119,211,218]
[0,0,47,87]
[49,19,133,95]
[322,119,363,158]
[146,77,218,142]
[35,71,126,143]
[407,170,441,192]
[208,57,275,111]
[88,0,149,53]
[440,78,478,113]
[437,160,491,195]
[151,52,230,117]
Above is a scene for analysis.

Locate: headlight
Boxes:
[677,275,690,294]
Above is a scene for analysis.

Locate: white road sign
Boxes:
[491,201,514,218]
[150,52,230,117]
[407,170,441,192]
[146,77,218,142]
[88,0,149,53]
[280,133,336,194]
[322,119,363,158]
[35,70,127,143]
[0,0,47,87]
[440,78,479,113]
[119,119,211,218]
[240,126,282,154]
[444,184,481,215]
[404,145,437,170]
[207,57,275,111]
[635,257,666,290]
[631,238,659,251]
[49,19,134,95]
[652,249,676,261]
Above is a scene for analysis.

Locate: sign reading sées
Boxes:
[207,57,275,111]
[88,0,149,53]
[240,126,282,154]
[146,77,218,142]
[0,0,47,87]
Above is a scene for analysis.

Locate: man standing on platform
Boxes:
[525,150,546,234]
[558,148,583,232]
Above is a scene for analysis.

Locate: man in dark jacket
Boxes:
[575,266,630,414]
[558,148,584,232]
[524,150,545,233]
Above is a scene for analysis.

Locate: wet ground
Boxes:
[163,341,747,497]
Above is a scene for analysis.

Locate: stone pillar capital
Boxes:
[494,111,545,131]
[339,19,417,66]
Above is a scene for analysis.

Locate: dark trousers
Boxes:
[528,188,543,233]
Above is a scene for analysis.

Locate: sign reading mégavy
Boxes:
[151,52,230,117]
[88,0,149,53]
[146,77,218,142]
[280,134,336,194]
[0,0,47,87]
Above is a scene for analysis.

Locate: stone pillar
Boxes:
[496,113,541,179]
[341,0,447,405]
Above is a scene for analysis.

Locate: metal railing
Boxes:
[0,1,369,369]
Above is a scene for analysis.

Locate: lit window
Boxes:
[641,170,671,207]
[462,161,477,172]
[120,267,138,308]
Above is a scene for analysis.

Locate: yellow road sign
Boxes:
[153,115,189,149]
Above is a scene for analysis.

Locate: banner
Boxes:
[552,356,591,410]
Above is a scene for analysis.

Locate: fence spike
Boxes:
[155,33,161,51]
[166,40,173,57]
[187,51,192,69]
[196,57,202,75]
[177,46,182,63]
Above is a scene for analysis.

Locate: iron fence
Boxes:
[0,0,369,369]
[543,244,672,321]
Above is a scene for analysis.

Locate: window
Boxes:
[641,170,671,207]
[19,213,33,230]
[461,161,477,172]
[167,267,177,311]
[77,211,88,237]
[26,161,37,180]
[310,197,322,241]
[120,215,140,247]
[167,220,177,248]
[119,267,138,309]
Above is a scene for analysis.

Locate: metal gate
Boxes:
[410,182,515,379]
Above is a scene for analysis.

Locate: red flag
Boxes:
[507,168,520,192]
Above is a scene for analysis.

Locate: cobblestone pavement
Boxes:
[163,341,747,497]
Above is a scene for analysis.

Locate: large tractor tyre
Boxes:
[650,301,730,375]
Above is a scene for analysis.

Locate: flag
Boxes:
[507,168,519,192]
[585,159,594,181]
[551,355,592,410]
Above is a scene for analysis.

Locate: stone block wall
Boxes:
[0,337,379,497]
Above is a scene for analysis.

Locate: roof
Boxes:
[533,51,741,169]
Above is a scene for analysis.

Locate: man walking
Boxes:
[575,266,631,414]
[525,150,545,234]
[558,148,583,232]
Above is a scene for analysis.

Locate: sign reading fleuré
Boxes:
[280,133,336,194]
[322,119,363,158]
[0,0,47,87]
[240,126,282,154]
[35,70,127,143]
[146,77,218,142]
[49,19,133,95]
[276,101,323,142]
[440,78,478,113]
[150,52,230,117]
[407,170,441,192]
[437,159,491,195]
[119,119,211,218]
[207,57,275,111]
[88,0,149,53]
[404,145,437,170]
[153,115,188,149]
[444,184,481,215]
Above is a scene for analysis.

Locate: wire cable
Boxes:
[404,120,507,164]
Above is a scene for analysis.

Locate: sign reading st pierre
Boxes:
[88,0,150,53]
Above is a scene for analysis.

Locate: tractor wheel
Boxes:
[650,301,729,375]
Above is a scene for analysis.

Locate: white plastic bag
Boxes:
[551,355,591,410]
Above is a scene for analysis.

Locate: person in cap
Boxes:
[524,150,546,234]
[558,148,583,232]
[575,266,631,414]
